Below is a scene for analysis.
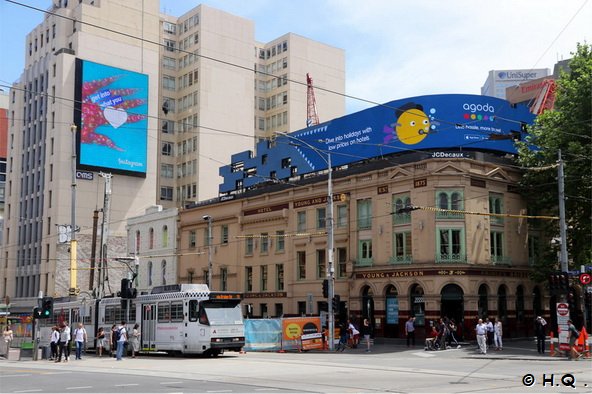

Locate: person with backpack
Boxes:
[73,322,87,360]
[115,321,127,361]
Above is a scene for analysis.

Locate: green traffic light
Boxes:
[43,310,50,317]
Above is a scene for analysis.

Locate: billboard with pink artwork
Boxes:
[74,59,148,177]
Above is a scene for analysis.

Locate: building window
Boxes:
[316,249,326,279]
[391,231,412,264]
[436,190,464,219]
[337,247,347,278]
[221,225,229,245]
[489,193,504,225]
[189,230,196,248]
[260,303,268,318]
[147,261,153,286]
[275,303,283,318]
[276,264,284,291]
[163,21,176,35]
[316,207,326,229]
[162,225,168,248]
[161,142,173,156]
[164,39,176,52]
[245,236,254,255]
[528,235,540,266]
[260,265,268,291]
[357,240,373,266]
[160,187,173,201]
[161,120,174,134]
[161,164,174,178]
[393,194,411,224]
[437,228,465,263]
[357,199,372,229]
[245,266,253,291]
[297,251,306,280]
[149,228,154,249]
[135,230,140,254]
[297,211,306,232]
[490,230,507,264]
[220,267,228,291]
[260,233,269,254]
[336,204,348,227]
[162,75,176,91]
[275,230,285,252]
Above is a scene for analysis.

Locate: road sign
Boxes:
[557,303,569,317]
[580,273,591,285]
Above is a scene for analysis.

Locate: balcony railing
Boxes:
[436,211,464,220]
[354,258,374,267]
[436,253,467,264]
[491,255,512,266]
[389,255,413,264]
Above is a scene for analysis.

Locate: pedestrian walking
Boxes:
[475,318,487,354]
[494,318,503,351]
[3,325,13,357]
[116,321,127,361]
[534,316,547,354]
[56,322,71,362]
[49,326,60,360]
[447,319,461,348]
[336,321,348,352]
[96,327,106,357]
[361,318,373,352]
[129,323,141,358]
[347,320,359,348]
[405,316,416,347]
[485,318,494,350]
[109,324,117,357]
[73,323,87,360]
[567,319,581,360]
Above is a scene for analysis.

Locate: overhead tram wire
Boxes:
[4,0,537,129]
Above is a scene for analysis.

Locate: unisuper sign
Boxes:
[219,94,534,193]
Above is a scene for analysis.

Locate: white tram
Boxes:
[38,284,245,356]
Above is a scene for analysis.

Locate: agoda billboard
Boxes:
[74,59,148,177]
[219,94,534,193]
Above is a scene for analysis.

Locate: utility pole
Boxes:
[89,209,99,291]
[69,124,78,297]
[98,173,112,298]
[558,150,568,272]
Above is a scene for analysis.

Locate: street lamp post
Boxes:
[275,132,335,351]
[70,124,78,297]
[203,215,213,290]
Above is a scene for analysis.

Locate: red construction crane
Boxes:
[306,73,320,127]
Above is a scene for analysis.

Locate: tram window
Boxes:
[171,302,183,322]
[188,300,199,322]
[198,305,209,325]
[158,302,171,322]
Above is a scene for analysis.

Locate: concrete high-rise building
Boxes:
[2,0,160,311]
[0,91,8,247]
[157,5,345,207]
[1,0,345,310]
[481,68,549,99]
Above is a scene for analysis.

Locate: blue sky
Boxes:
[1,0,590,113]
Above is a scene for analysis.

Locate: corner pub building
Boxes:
[178,94,546,340]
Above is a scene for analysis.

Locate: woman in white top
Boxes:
[73,323,87,360]
[129,323,141,358]
[494,318,503,351]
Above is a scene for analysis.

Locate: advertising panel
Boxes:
[220,94,535,193]
[74,59,148,177]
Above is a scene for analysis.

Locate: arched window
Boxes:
[497,285,507,322]
[516,285,525,322]
[135,231,141,254]
[409,284,425,326]
[478,284,488,318]
[362,285,374,321]
[149,228,154,249]
[451,192,462,210]
[438,193,448,210]
[147,261,153,286]
[161,260,167,285]
[162,225,168,248]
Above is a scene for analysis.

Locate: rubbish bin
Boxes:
[42,345,51,360]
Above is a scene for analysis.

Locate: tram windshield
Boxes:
[201,302,243,325]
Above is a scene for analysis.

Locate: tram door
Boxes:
[142,304,157,351]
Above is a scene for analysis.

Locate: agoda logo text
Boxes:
[462,102,495,121]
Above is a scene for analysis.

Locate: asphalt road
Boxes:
[1,339,590,393]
